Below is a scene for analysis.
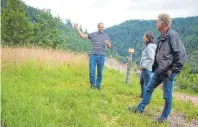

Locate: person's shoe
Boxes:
[90,85,95,89]
[128,106,143,113]
[155,117,167,123]
[96,87,102,90]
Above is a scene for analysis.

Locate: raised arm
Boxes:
[74,24,88,39]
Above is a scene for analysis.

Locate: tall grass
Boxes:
[1,47,198,127]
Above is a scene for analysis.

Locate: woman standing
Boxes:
[139,31,156,97]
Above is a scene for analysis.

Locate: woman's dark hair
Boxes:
[145,31,154,42]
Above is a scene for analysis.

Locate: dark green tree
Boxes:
[1,0,32,44]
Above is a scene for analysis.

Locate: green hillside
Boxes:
[104,17,198,65]
[1,0,91,52]
[1,0,197,69]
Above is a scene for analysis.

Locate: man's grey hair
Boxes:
[98,22,104,27]
[158,13,172,27]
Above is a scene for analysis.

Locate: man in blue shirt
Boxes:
[74,23,111,90]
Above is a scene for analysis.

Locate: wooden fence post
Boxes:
[126,48,134,84]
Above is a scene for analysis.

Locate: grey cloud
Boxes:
[127,0,198,13]
[91,0,108,8]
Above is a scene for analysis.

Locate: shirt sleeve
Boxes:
[146,45,156,60]
[88,32,94,39]
[170,33,186,73]
[106,35,111,43]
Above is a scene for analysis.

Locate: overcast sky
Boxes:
[22,0,198,32]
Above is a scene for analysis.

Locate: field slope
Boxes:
[1,47,198,127]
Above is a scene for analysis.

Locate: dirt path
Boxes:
[105,57,198,127]
[173,92,198,107]
[105,58,126,73]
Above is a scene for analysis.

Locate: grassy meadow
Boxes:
[1,47,198,127]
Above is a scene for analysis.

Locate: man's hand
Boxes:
[74,23,88,39]
[169,70,177,80]
[74,23,78,29]
[104,40,109,45]
[104,40,111,48]
[167,70,172,76]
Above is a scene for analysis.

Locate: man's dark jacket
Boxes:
[152,28,186,78]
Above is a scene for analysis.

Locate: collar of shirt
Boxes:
[162,27,171,37]
[97,31,104,34]
[158,27,171,41]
